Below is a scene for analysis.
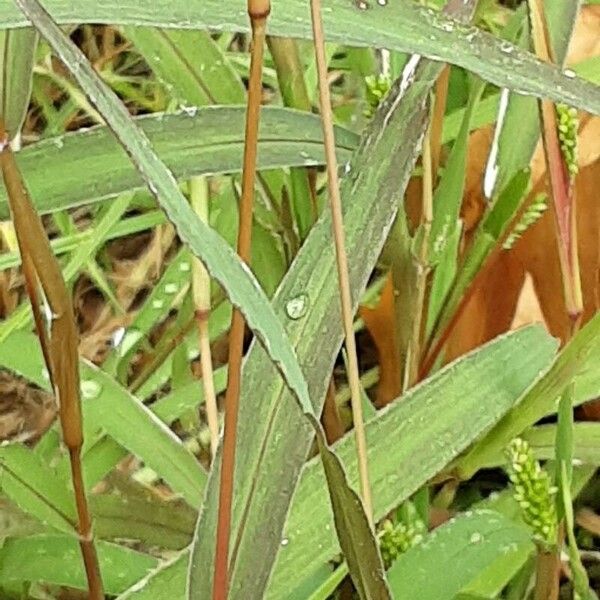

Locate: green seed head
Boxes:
[556,104,579,180]
[378,517,425,569]
[505,438,558,549]
[364,74,391,118]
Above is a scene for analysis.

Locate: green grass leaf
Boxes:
[187,53,440,600]
[1,1,599,114]
[0,534,158,594]
[0,27,37,137]
[0,444,75,535]
[0,107,357,218]
[457,311,600,479]
[315,432,391,600]
[387,510,533,600]
[124,27,245,105]
[16,0,312,415]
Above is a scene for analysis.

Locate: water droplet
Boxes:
[500,41,514,54]
[54,137,64,149]
[440,21,454,33]
[41,368,50,381]
[355,0,369,9]
[280,537,289,546]
[179,261,191,272]
[299,151,310,159]
[164,283,179,294]
[377,0,387,5]
[285,293,308,320]
[181,105,198,117]
[470,532,483,544]
[81,379,102,400]
[564,68,576,79]
[152,298,165,309]
[343,162,351,175]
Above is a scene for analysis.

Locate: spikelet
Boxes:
[505,438,558,550]
[503,194,548,250]
[364,74,391,118]
[378,516,425,569]
[556,103,579,180]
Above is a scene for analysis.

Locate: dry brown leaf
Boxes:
[445,5,600,363]
[359,274,401,407]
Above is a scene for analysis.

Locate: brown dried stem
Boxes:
[212,1,270,597]
[0,120,103,598]
[309,0,373,523]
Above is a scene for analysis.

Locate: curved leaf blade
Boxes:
[0,1,598,113]
[15,0,311,412]
[0,106,357,218]
[188,54,447,599]
[0,27,37,137]
[387,510,533,600]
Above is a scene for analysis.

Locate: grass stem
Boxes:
[190,176,219,458]
[212,1,270,597]
[309,0,374,524]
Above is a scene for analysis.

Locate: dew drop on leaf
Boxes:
[470,532,483,544]
[285,293,308,320]
[81,379,102,399]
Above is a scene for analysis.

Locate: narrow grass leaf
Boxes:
[15,0,312,414]
[0,534,158,594]
[0,107,357,218]
[387,510,533,600]
[426,78,484,335]
[1,1,599,114]
[124,27,245,105]
[0,27,37,137]
[457,311,600,479]
[0,444,75,535]
[315,429,390,600]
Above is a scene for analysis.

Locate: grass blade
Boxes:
[188,50,440,600]
[0,107,358,218]
[0,27,37,138]
[14,0,312,416]
[456,311,600,479]
[387,510,533,600]
[0,1,599,114]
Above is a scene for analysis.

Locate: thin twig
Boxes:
[309,0,374,524]
[213,1,270,597]
[190,176,219,458]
